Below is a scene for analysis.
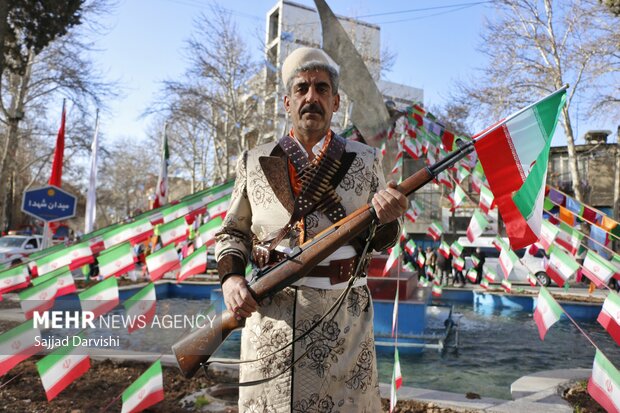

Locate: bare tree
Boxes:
[0,0,116,230]
[455,0,615,201]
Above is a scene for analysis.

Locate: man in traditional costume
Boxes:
[215,47,407,412]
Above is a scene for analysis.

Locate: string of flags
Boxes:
[0,180,233,408]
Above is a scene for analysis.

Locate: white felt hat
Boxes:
[281,47,339,88]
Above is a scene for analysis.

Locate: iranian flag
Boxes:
[202,181,234,205]
[404,240,415,256]
[597,292,620,346]
[453,256,465,271]
[416,252,425,267]
[0,265,30,295]
[392,285,399,337]
[539,220,560,251]
[195,217,223,248]
[19,277,58,320]
[471,254,481,268]
[583,250,616,288]
[546,247,579,288]
[162,201,191,224]
[427,221,443,241]
[528,273,538,287]
[480,279,490,289]
[450,241,463,257]
[473,88,566,249]
[479,185,494,214]
[391,153,403,174]
[98,243,136,279]
[587,350,620,413]
[36,249,71,277]
[437,172,453,189]
[121,360,164,413]
[484,267,497,283]
[493,236,510,252]
[404,208,418,223]
[555,222,583,256]
[447,184,466,210]
[383,244,402,276]
[31,267,76,298]
[207,195,231,220]
[456,165,470,183]
[0,320,41,377]
[403,262,415,272]
[501,279,512,293]
[419,276,430,287]
[466,268,478,283]
[78,276,119,318]
[533,286,563,340]
[146,244,181,282]
[66,243,94,270]
[103,219,154,249]
[178,245,207,283]
[123,283,157,334]
[467,210,488,243]
[499,248,518,279]
[431,284,442,297]
[158,216,188,247]
[403,136,422,159]
[438,241,450,259]
[389,348,402,413]
[36,341,91,401]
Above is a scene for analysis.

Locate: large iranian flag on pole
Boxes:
[588,350,620,413]
[597,292,620,346]
[0,265,29,295]
[123,283,157,334]
[467,210,488,243]
[0,320,40,377]
[19,277,58,320]
[78,276,119,318]
[473,88,566,249]
[98,242,136,279]
[583,250,617,288]
[121,360,164,413]
[546,247,579,288]
[146,244,180,282]
[36,341,91,401]
[533,286,563,340]
[195,217,223,248]
[539,220,560,251]
[178,245,207,283]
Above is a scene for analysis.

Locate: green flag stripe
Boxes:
[97,243,132,266]
[78,276,118,300]
[124,283,155,311]
[31,266,70,286]
[36,340,81,375]
[122,360,162,400]
[0,319,34,342]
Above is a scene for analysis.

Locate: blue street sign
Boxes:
[21,185,77,222]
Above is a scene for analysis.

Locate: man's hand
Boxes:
[372,181,408,224]
[222,275,258,320]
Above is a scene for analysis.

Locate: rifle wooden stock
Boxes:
[172,165,437,378]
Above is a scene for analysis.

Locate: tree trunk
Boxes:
[560,106,583,201]
[614,143,620,220]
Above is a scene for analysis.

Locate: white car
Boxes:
[0,235,43,266]
[457,236,551,286]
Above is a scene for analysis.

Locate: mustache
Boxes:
[300,103,323,116]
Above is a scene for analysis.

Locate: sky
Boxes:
[87,0,614,147]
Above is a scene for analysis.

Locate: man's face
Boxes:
[284,69,340,137]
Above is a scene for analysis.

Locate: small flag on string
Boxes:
[499,248,518,279]
[546,247,579,288]
[533,286,563,340]
[501,279,512,293]
[450,241,463,257]
[389,348,402,413]
[78,276,119,319]
[587,350,620,413]
[432,284,442,297]
[121,360,164,413]
[467,210,488,242]
[597,292,620,346]
[146,244,181,282]
[438,241,450,259]
[0,320,41,377]
[391,286,399,338]
[18,277,58,320]
[582,250,616,288]
[453,256,465,272]
[427,221,443,241]
[383,244,402,276]
[98,243,136,279]
[178,245,208,283]
[36,339,91,401]
[123,283,157,333]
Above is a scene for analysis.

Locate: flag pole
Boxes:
[84,108,100,235]
[472,84,569,144]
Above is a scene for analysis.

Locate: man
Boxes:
[215,47,407,412]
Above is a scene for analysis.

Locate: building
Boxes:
[548,129,619,216]
[260,0,423,143]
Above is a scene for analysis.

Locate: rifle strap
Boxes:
[205,222,379,387]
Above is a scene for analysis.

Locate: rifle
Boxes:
[171,142,474,378]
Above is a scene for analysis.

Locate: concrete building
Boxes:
[548,129,620,216]
[260,0,423,143]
